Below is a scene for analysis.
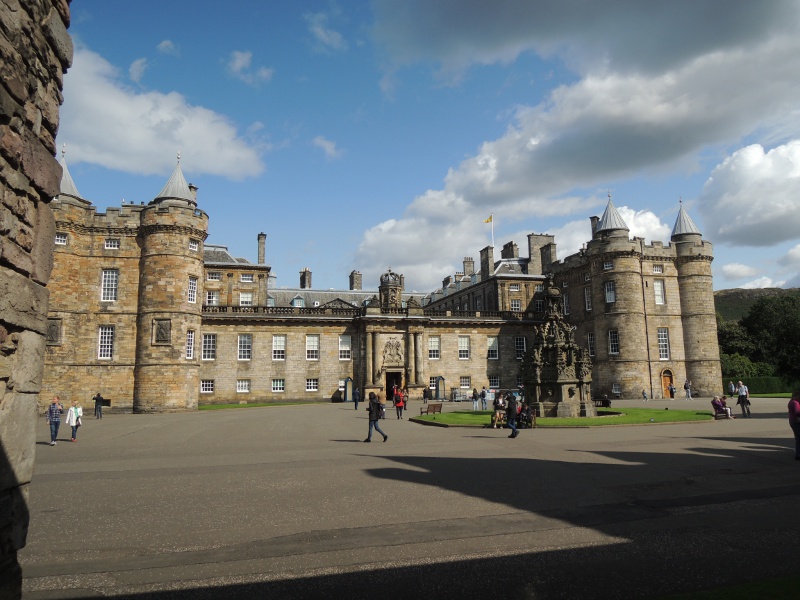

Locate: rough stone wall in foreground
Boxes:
[0,1,71,598]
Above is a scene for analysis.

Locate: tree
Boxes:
[741,293,800,383]
[716,315,756,358]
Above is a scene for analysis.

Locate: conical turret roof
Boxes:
[596,198,629,232]
[58,150,83,200]
[671,203,701,237]
[153,154,195,205]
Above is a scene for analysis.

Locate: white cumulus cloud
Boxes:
[721,263,760,279]
[129,57,147,83]
[226,50,274,85]
[305,12,348,53]
[58,45,265,179]
[312,136,343,160]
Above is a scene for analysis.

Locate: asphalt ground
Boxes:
[19,396,800,600]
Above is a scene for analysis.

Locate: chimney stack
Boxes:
[300,267,312,289]
[257,232,266,265]
[349,270,362,291]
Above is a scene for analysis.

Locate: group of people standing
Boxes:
[45,392,105,445]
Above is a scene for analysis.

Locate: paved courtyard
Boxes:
[20,397,800,599]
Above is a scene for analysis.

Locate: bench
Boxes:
[420,403,443,416]
[711,400,733,420]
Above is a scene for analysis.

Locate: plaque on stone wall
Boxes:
[153,319,172,344]
[46,318,62,345]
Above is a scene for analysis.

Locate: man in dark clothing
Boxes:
[506,393,519,438]
[364,392,388,443]
[353,388,361,411]
[93,392,104,419]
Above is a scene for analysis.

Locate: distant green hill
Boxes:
[714,288,800,322]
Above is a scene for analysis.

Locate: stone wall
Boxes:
[0,1,72,597]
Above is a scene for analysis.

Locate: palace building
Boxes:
[42,157,721,411]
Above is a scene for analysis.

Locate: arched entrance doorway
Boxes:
[661,369,674,399]
[385,370,403,399]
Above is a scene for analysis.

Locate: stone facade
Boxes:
[0,1,72,597]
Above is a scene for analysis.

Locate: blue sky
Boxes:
[58,1,800,292]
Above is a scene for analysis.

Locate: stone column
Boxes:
[406,331,415,384]
[0,3,72,597]
[365,329,373,386]
[415,332,424,384]
[371,331,379,385]
[226,273,234,306]
[257,273,265,307]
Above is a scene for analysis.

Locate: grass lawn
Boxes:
[414,407,715,427]
[751,392,792,398]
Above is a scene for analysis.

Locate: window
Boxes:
[339,335,351,360]
[272,334,286,360]
[654,279,665,305]
[306,335,319,360]
[510,299,521,312]
[487,336,499,360]
[428,336,440,359]
[239,291,253,306]
[292,297,305,308]
[54,232,68,245]
[338,379,346,392]
[205,290,220,306]
[207,272,221,281]
[657,328,670,360]
[238,334,252,360]
[515,336,526,360]
[185,330,195,359]
[200,380,215,393]
[202,334,216,360]
[101,269,118,301]
[241,273,254,282]
[272,379,285,393]
[460,376,471,388]
[104,238,120,250]
[653,264,663,274]
[535,284,544,293]
[584,287,592,311]
[509,283,520,291]
[306,378,319,392]
[603,260,613,270]
[563,293,570,315]
[46,318,62,345]
[516,375,523,388]
[266,296,275,307]
[612,383,621,395]
[98,325,114,359]
[604,281,616,303]
[587,332,595,357]
[489,376,500,388]
[535,299,544,313]
[237,379,251,393]
[458,336,470,360]
[189,239,199,251]
[608,330,620,355]
[429,376,437,390]
[188,277,198,303]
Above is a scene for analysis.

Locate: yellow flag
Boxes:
[484,215,493,223]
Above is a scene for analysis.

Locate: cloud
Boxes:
[305,12,348,53]
[698,141,800,246]
[312,136,343,160]
[226,50,274,85]
[741,276,784,289]
[721,263,760,279]
[157,40,179,56]
[779,243,800,267]
[129,57,147,83]
[58,45,265,179]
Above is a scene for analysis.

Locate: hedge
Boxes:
[720,376,796,395]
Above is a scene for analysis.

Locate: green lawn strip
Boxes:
[414,407,713,427]
[199,402,314,410]
[751,392,792,398]
[658,574,800,600]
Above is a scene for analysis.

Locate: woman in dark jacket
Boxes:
[365,392,388,442]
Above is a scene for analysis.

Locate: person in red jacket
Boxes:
[788,390,800,461]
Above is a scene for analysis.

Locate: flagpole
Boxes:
[491,214,494,249]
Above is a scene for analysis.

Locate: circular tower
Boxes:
[133,159,208,412]
[672,204,721,394]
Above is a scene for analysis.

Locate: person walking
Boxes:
[788,390,800,461]
[65,400,83,442]
[506,393,519,438]
[668,383,676,399]
[353,387,361,411]
[394,388,405,419]
[728,381,736,396]
[472,388,479,410]
[736,380,751,417]
[684,380,692,400]
[93,392,104,419]
[46,396,64,446]
[642,389,648,402]
[480,386,487,410]
[364,392,388,442]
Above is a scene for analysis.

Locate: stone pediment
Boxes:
[320,298,359,309]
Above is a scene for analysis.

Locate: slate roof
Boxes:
[596,199,629,232]
[671,204,701,237]
[203,245,252,266]
[154,157,194,204]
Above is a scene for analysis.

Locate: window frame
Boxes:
[584,287,592,311]
[487,336,499,360]
[236,379,251,393]
[207,271,222,281]
[428,336,440,360]
[202,333,217,360]
[104,238,120,250]
[489,376,500,388]
[306,378,319,392]
[205,290,220,306]
[608,329,620,355]
[458,335,470,360]
[101,269,119,302]
[339,335,351,360]
[272,378,285,393]
[200,380,215,393]
[185,330,195,359]
[272,334,286,361]
[587,332,595,357]
[654,279,666,305]
[657,327,670,360]
[189,239,199,252]
[54,232,68,246]
[239,291,254,307]
[238,334,252,361]
[98,325,115,360]
[241,273,254,283]
[510,299,521,312]
[306,334,320,361]
[604,280,616,304]
[515,336,526,360]
[188,276,198,304]
[460,376,471,389]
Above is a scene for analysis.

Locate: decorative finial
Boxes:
[61,143,66,159]
[177,150,181,163]
[608,190,611,201]
[679,196,683,205]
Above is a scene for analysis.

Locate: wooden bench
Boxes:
[420,403,443,415]
[711,400,733,420]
